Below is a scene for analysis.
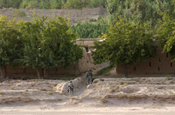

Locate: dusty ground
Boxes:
[0,68,175,115]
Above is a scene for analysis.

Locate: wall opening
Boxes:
[134,67,136,71]
[84,46,89,52]
[149,62,151,67]
[158,67,160,71]
[166,53,168,58]
[159,57,161,62]
[171,62,173,67]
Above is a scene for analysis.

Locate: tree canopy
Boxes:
[0,15,22,78]
[106,0,175,31]
[0,14,83,79]
[92,18,156,76]
[0,0,107,9]
[156,10,175,62]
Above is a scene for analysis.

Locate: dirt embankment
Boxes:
[0,75,175,106]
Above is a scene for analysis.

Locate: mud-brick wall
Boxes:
[0,6,108,23]
[76,38,101,48]
[6,48,109,79]
[116,41,175,77]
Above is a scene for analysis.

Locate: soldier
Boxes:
[86,69,93,84]
[68,81,74,96]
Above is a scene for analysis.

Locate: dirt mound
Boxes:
[79,77,175,101]
[56,77,87,96]
[0,77,175,107]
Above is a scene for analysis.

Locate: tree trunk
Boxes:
[0,67,6,79]
[124,64,128,77]
[44,68,49,79]
[35,68,41,79]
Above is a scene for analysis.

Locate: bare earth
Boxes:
[0,68,175,115]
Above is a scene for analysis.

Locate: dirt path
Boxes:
[0,105,175,115]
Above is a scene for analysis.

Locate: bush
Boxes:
[89,18,97,22]
[71,19,109,38]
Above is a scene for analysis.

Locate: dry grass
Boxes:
[53,83,57,87]
[123,83,128,86]
[23,92,27,96]
[47,91,52,95]
[0,92,4,95]
[35,97,40,100]
[31,83,35,87]
[100,98,108,103]
[100,79,104,81]
[119,82,124,85]
[12,9,27,17]
[114,85,119,90]
[166,76,173,80]
[27,86,31,89]
[57,99,62,101]
[10,87,14,90]
[156,86,163,89]
[41,88,47,91]
[93,80,98,83]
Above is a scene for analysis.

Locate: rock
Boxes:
[55,77,87,95]
[122,86,140,93]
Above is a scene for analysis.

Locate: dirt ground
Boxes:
[0,68,175,115]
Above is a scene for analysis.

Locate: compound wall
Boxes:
[0,6,108,24]
[116,41,175,77]
[5,48,109,79]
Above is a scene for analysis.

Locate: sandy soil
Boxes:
[0,68,175,115]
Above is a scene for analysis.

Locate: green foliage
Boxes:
[0,0,22,8]
[106,0,175,32]
[156,11,175,62]
[71,17,109,38]
[64,0,106,9]
[64,0,86,9]
[0,15,21,68]
[88,0,106,8]
[19,0,64,9]
[0,14,83,78]
[0,0,106,9]
[92,18,156,67]
[89,18,97,22]
[16,15,83,70]
[49,0,62,9]
[27,0,39,8]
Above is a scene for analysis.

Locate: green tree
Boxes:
[50,0,62,9]
[106,0,175,32]
[17,15,83,78]
[64,0,87,9]
[92,18,156,77]
[89,0,106,8]
[156,10,175,62]
[39,16,83,78]
[0,0,23,8]
[0,15,21,79]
